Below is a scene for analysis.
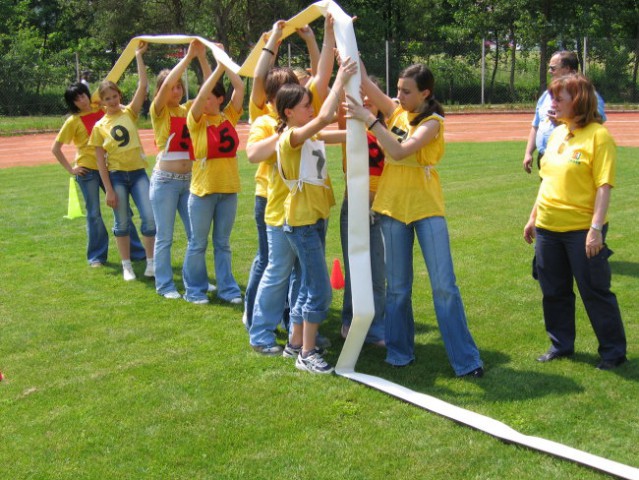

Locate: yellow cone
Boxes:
[63,176,85,219]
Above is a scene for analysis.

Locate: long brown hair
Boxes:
[274,83,313,134]
[400,64,444,126]
[548,73,602,128]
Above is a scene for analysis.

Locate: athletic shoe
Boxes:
[282,343,325,359]
[123,264,136,281]
[207,283,217,292]
[189,298,209,305]
[295,349,334,374]
[162,291,182,300]
[252,344,283,356]
[228,296,242,305]
[144,261,155,278]
[89,261,103,268]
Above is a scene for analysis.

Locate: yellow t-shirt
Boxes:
[88,106,147,171]
[249,98,270,124]
[278,128,335,226]
[372,107,446,224]
[247,109,278,198]
[187,103,242,196]
[150,99,193,153]
[536,122,616,232]
[55,106,104,170]
[308,78,324,117]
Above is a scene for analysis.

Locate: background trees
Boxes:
[1,0,638,114]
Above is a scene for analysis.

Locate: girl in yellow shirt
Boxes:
[346,62,483,377]
[275,57,357,374]
[182,48,245,305]
[90,42,155,282]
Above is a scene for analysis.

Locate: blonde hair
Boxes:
[98,80,123,101]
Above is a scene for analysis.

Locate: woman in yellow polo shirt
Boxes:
[182,50,245,305]
[523,73,627,370]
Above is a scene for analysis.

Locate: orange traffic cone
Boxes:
[330,258,345,290]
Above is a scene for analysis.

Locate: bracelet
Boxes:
[367,118,381,130]
[262,47,275,56]
[590,223,603,232]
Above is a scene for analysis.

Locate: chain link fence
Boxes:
[2,37,638,116]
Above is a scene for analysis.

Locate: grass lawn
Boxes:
[1,142,638,479]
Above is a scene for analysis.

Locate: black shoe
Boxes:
[596,356,627,370]
[461,367,484,378]
[536,350,572,363]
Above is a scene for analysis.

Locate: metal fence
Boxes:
[2,37,638,116]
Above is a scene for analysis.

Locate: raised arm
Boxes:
[190,63,226,122]
[359,59,397,119]
[154,40,203,115]
[129,41,149,115]
[226,67,245,114]
[197,43,213,80]
[251,21,285,109]
[297,25,319,76]
[311,14,336,103]
[289,56,357,148]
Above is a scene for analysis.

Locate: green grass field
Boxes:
[1,143,638,479]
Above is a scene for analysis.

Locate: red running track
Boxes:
[2,112,638,169]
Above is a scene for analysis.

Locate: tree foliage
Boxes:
[1,0,638,114]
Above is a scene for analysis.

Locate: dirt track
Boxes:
[2,112,638,169]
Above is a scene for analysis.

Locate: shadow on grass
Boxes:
[572,351,639,382]
[610,260,639,278]
[347,340,587,403]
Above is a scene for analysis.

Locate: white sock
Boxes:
[122,260,132,268]
[146,257,154,265]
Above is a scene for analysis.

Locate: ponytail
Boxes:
[399,64,445,126]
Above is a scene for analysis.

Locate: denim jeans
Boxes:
[340,198,385,343]
[244,195,268,325]
[109,169,156,238]
[76,169,146,263]
[535,226,626,360]
[380,215,482,375]
[183,192,241,302]
[285,219,332,325]
[249,225,298,347]
[150,169,192,295]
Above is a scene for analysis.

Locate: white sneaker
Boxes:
[207,283,217,292]
[190,298,209,305]
[163,291,182,299]
[144,261,155,277]
[295,349,334,374]
[123,264,136,281]
[229,296,242,305]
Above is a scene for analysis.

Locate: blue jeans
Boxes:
[183,192,241,302]
[535,226,626,360]
[380,215,482,375]
[150,169,192,295]
[340,198,385,343]
[76,169,146,263]
[244,195,268,325]
[109,169,156,237]
[249,225,298,347]
[285,219,332,325]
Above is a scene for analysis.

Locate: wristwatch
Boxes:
[590,223,603,232]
